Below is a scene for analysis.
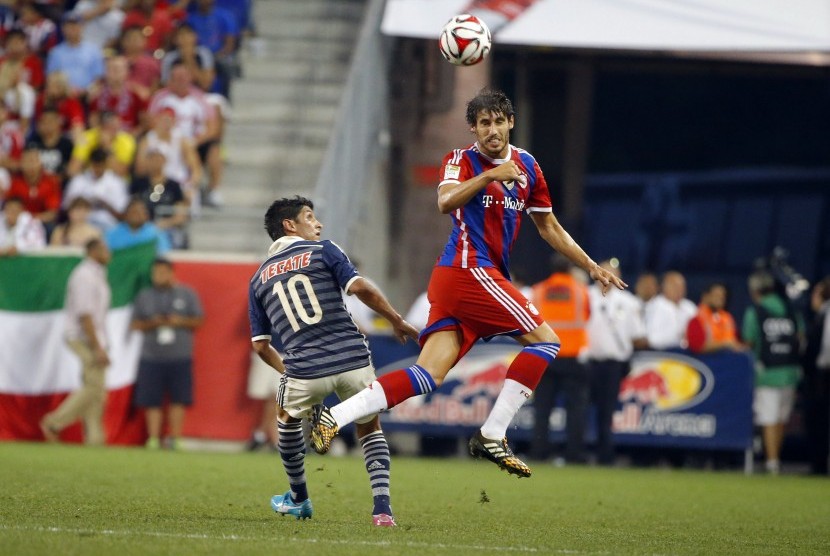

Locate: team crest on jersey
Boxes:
[444,164,461,180]
[502,174,527,191]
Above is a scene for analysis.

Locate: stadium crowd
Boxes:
[0,0,253,253]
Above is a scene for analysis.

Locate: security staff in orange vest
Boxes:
[530,254,591,463]
[686,282,744,354]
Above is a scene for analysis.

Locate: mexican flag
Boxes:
[0,242,156,444]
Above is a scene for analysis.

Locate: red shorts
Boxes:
[421,266,544,362]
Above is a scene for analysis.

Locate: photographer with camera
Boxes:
[742,269,805,475]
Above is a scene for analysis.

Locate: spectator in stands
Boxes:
[49,196,101,247]
[72,0,126,50]
[135,107,201,202]
[585,260,648,465]
[122,0,175,54]
[105,197,171,254]
[531,253,591,464]
[130,147,189,249]
[0,102,25,178]
[149,63,221,206]
[644,271,697,350]
[15,1,59,59]
[131,257,203,450]
[6,144,61,229]
[0,29,44,92]
[118,26,161,102]
[742,270,804,475]
[634,271,659,314]
[804,276,830,475]
[161,23,214,92]
[686,282,745,354]
[186,0,239,98]
[36,72,87,141]
[63,146,128,231]
[0,195,46,254]
[87,55,147,135]
[212,0,254,38]
[25,105,74,187]
[40,238,112,445]
[46,12,105,94]
[68,111,136,178]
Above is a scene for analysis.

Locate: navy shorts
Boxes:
[134,359,193,407]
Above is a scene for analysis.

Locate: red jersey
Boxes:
[0,121,24,162]
[6,171,61,215]
[436,143,552,277]
[88,86,147,131]
[35,94,86,131]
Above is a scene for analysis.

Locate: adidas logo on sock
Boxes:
[367,460,385,471]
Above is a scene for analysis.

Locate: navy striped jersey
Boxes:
[249,236,371,379]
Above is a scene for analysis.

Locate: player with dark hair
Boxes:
[311,89,626,478]
[249,195,418,525]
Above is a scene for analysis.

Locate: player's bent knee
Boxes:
[520,323,560,345]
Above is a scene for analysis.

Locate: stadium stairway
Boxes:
[187,0,366,254]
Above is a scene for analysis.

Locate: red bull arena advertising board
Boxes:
[366,337,754,452]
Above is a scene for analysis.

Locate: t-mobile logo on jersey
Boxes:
[482,195,526,211]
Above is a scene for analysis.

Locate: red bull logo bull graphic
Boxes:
[378,346,520,427]
[615,353,716,438]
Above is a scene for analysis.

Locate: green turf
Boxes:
[1,442,828,555]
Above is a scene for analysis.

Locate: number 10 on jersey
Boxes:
[273,275,323,332]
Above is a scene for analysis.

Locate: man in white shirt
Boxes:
[0,196,46,255]
[40,238,112,445]
[63,147,128,231]
[585,260,648,465]
[644,271,697,350]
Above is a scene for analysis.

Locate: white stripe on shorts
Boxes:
[470,267,537,332]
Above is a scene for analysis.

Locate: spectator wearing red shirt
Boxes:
[88,55,147,135]
[0,29,45,91]
[35,72,86,141]
[0,102,24,175]
[118,25,161,102]
[122,0,176,53]
[6,144,61,226]
[686,282,745,354]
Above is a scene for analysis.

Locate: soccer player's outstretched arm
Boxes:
[348,278,420,344]
[529,211,627,294]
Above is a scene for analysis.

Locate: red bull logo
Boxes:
[614,352,717,437]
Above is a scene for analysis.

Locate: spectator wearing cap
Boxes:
[5,144,61,228]
[72,0,126,50]
[87,55,148,135]
[35,72,87,141]
[117,26,161,102]
[14,1,59,59]
[135,106,202,201]
[50,196,101,247]
[68,111,136,178]
[122,0,176,53]
[0,195,46,255]
[25,105,74,187]
[105,197,171,254]
[46,11,105,94]
[63,146,128,231]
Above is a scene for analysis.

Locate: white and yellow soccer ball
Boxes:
[438,14,492,66]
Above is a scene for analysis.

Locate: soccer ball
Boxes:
[438,14,492,66]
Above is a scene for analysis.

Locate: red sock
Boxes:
[505,350,550,391]
[376,365,436,408]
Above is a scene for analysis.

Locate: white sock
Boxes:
[480,379,532,440]
[331,381,389,428]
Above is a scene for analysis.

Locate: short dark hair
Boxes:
[264,196,314,240]
[3,195,24,208]
[85,237,104,253]
[465,88,515,126]
[153,257,173,269]
[89,147,109,163]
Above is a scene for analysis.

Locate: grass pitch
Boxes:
[1,442,828,555]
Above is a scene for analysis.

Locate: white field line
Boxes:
[0,524,612,554]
